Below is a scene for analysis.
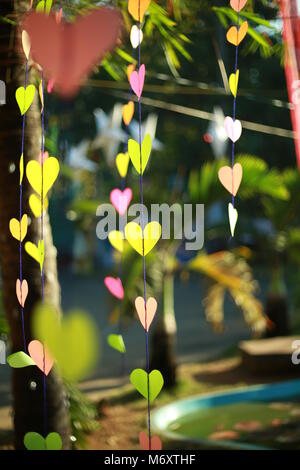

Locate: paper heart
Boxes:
[23,8,122,97]
[230,0,248,12]
[139,431,162,451]
[218,163,243,196]
[226,21,248,46]
[130,368,164,403]
[107,334,126,353]
[24,432,62,450]
[228,203,238,237]
[110,188,132,216]
[26,157,59,197]
[224,116,242,143]
[20,153,24,185]
[125,221,161,256]
[129,64,145,99]
[128,134,152,174]
[229,69,239,98]
[127,64,135,82]
[28,340,54,376]
[15,85,35,115]
[25,240,44,272]
[9,214,27,242]
[116,152,130,178]
[22,30,31,59]
[104,277,124,300]
[122,101,135,126]
[108,230,124,253]
[128,0,151,22]
[36,0,52,15]
[16,279,28,307]
[135,296,157,331]
[130,25,143,49]
[7,351,35,369]
[56,8,63,24]
[33,305,98,382]
[29,194,48,218]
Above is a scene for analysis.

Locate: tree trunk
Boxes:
[0,0,70,449]
[150,273,177,388]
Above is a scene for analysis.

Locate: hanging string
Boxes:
[137,0,152,447]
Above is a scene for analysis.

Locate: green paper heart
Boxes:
[33,305,99,382]
[24,432,62,450]
[128,134,152,175]
[36,0,52,15]
[107,334,126,353]
[130,368,163,403]
[7,351,35,369]
[15,85,35,116]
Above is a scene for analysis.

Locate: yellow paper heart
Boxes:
[19,153,24,185]
[116,152,130,178]
[9,214,28,242]
[29,194,49,218]
[26,157,59,197]
[33,304,99,382]
[125,221,161,256]
[229,69,239,98]
[128,0,151,22]
[15,84,36,115]
[122,101,134,126]
[127,64,135,82]
[108,230,124,253]
[25,240,44,272]
[128,134,152,175]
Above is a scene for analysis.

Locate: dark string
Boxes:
[137,2,152,448]
[19,60,28,353]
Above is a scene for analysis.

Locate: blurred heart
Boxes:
[139,431,162,450]
[104,277,124,300]
[130,25,143,49]
[110,188,132,215]
[22,8,122,97]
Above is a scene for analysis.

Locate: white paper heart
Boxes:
[224,116,242,143]
[130,25,143,49]
[228,203,238,237]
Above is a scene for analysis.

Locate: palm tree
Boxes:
[0,0,70,449]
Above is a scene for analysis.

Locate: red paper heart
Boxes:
[139,431,162,450]
[22,8,122,97]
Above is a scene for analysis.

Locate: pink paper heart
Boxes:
[230,0,248,12]
[110,188,132,216]
[135,296,157,331]
[224,116,242,143]
[218,163,243,196]
[56,8,63,24]
[129,64,145,99]
[16,279,28,307]
[139,431,162,450]
[28,340,54,376]
[104,277,124,300]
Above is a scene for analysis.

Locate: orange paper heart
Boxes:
[139,431,162,450]
[218,163,243,196]
[127,64,135,82]
[226,21,248,46]
[135,296,157,331]
[230,0,248,12]
[128,0,151,22]
[122,101,134,126]
[28,340,54,376]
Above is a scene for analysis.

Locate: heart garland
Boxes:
[127,0,164,451]
[218,0,248,237]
